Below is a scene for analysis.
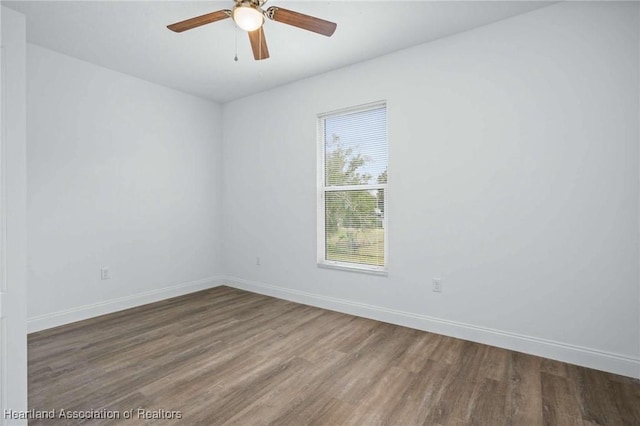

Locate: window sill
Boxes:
[318,261,388,276]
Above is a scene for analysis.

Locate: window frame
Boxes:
[317,101,388,275]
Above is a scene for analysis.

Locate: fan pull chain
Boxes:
[234,26,238,62]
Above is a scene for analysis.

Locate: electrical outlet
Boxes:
[432,278,442,293]
[101,267,110,280]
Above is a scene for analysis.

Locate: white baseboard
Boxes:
[222,276,640,379]
[27,276,224,333]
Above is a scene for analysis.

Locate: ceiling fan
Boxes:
[167,0,337,61]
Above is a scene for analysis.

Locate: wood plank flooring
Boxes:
[28,286,640,425]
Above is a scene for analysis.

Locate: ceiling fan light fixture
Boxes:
[167,1,337,61]
[233,4,264,32]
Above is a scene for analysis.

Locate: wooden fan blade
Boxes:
[167,10,230,33]
[267,7,336,37]
[248,27,270,60]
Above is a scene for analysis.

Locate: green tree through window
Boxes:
[319,103,387,270]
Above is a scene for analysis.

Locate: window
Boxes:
[318,101,388,273]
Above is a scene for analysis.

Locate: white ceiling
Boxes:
[3,1,552,103]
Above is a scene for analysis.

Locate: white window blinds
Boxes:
[318,102,388,272]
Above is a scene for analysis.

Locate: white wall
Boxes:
[27,45,224,331]
[1,5,28,423]
[222,1,640,377]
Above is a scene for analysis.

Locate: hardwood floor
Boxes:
[28,286,640,425]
